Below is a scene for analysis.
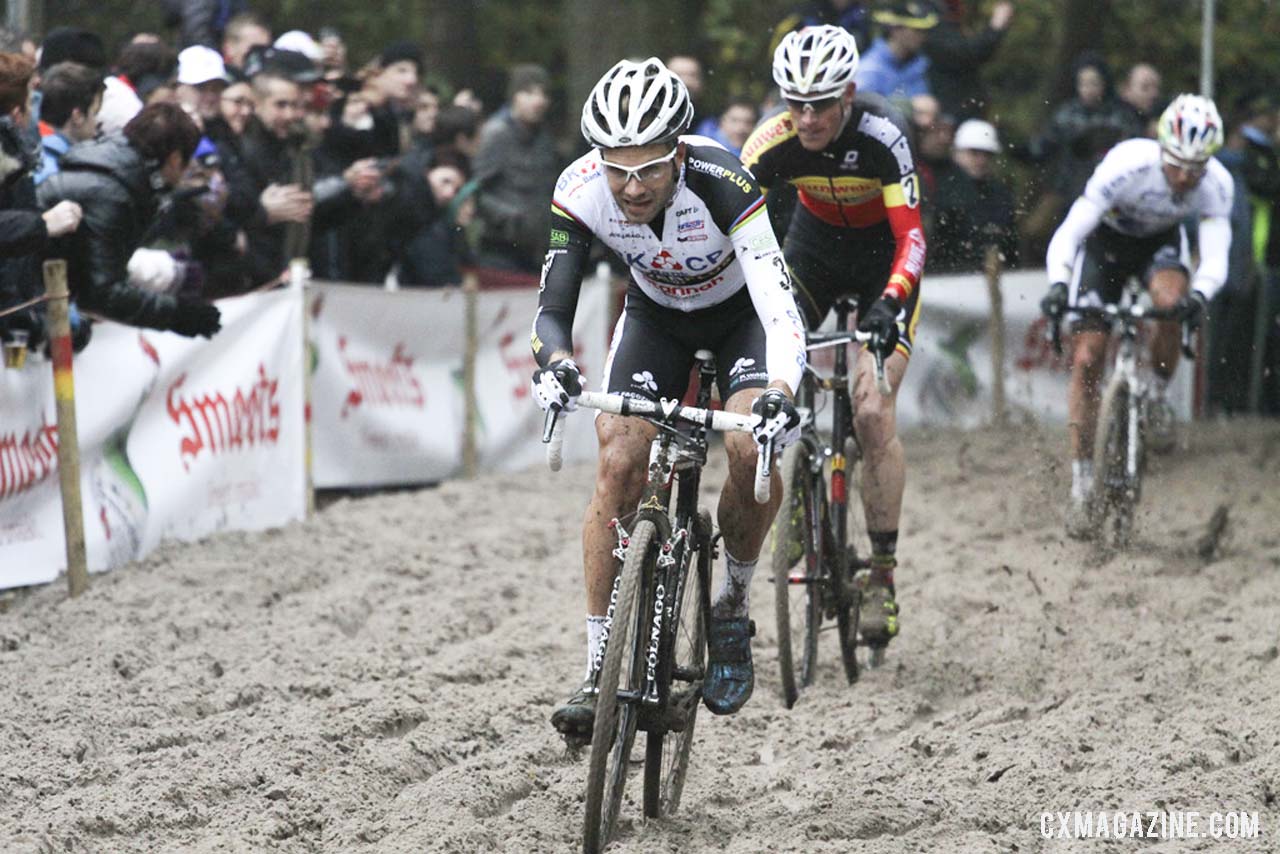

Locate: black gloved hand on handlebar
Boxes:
[858,295,901,358]
[1176,290,1207,331]
[750,388,801,452]
[531,357,583,412]
[1041,282,1070,321]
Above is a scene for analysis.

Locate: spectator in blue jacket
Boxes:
[855,1,938,100]
[33,62,104,185]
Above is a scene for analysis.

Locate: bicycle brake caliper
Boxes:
[609,518,631,563]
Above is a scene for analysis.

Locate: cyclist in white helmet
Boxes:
[742,24,927,658]
[531,58,806,737]
[1041,93,1233,537]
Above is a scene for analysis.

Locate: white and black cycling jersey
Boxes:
[532,134,805,391]
[1046,138,1234,300]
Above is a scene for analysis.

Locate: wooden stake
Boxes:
[291,258,315,517]
[44,260,89,597]
[461,272,479,479]
[983,245,1006,425]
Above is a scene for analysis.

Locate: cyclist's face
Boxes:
[601,142,683,224]
[1161,157,1205,195]
[786,84,853,152]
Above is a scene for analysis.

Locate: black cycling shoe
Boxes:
[702,618,755,715]
[550,679,597,737]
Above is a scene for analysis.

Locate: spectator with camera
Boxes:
[36,102,221,338]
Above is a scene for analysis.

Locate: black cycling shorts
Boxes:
[1068,223,1189,326]
[601,284,769,402]
[782,206,921,357]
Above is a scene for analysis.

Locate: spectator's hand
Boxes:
[344,158,384,202]
[42,201,83,237]
[990,1,1014,30]
[261,184,313,224]
[170,298,222,338]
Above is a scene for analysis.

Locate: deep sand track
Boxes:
[2,420,1280,853]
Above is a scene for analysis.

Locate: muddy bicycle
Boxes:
[543,351,771,854]
[771,298,891,708]
[1051,297,1195,546]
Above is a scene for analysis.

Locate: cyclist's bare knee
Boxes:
[1072,331,1107,374]
[722,387,762,484]
[594,414,652,500]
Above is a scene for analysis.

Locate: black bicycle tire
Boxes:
[582,520,653,854]
[642,509,710,818]
[772,443,823,709]
[1092,376,1131,546]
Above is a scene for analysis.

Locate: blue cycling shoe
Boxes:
[702,618,755,715]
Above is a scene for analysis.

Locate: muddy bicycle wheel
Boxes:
[1093,377,1142,547]
[772,442,824,709]
[582,519,654,854]
[642,510,710,819]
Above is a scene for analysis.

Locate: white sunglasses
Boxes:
[599,147,679,184]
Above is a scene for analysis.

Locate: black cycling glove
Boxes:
[1041,282,1070,321]
[170,298,222,338]
[858,295,901,358]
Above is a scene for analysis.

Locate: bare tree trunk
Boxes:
[1041,0,1109,115]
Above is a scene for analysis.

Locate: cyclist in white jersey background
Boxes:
[1040,94,1233,536]
[529,58,807,738]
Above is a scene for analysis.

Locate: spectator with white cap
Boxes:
[929,117,1018,272]
[176,45,230,125]
[274,30,324,65]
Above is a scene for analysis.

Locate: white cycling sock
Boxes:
[1071,459,1094,501]
[711,551,757,620]
[585,615,607,681]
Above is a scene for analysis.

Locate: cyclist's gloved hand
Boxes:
[531,357,583,412]
[1041,282,1070,321]
[858,295,901,358]
[171,298,222,338]
[750,388,801,452]
[1176,289,1208,331]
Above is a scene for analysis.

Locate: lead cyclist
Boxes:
[530,58,807,739]
[1039,94,1233,537]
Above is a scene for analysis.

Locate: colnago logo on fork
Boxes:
[643,583,666,703]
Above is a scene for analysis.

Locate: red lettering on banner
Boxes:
[165,364,281,472]
[0,420,60,501]
[338,337,425,418]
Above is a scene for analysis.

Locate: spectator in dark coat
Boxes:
[399,152,477,287]
[473,64,559,274]
[923,0,1013,122]
[0,52,84,349]
[1116,62,1162,136]
[220,12,271,75]
[36,103,221,337]
[930,118,1018,272]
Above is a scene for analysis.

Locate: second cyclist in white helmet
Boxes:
[1041,94,1233,535]
[531,57,806,737]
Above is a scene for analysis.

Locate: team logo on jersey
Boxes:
[649,250,684,271]
[729,357,756,377]
[678,218,704,232]
[631,371,658,393]
[728,357,767,384]
[841,150,860,170]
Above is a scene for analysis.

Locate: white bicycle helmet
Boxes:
[772,25,860,102]
[1157,94,1224,164]
[581,58,693,148]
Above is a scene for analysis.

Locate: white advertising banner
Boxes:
[894,269,1193,428]
[0,288,306,590]
[309,278,608,487]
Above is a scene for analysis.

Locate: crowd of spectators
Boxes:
[1,1,1278,411]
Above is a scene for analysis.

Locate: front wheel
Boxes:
[1092,377,1142,547]
[772,442,824,709]
[583,519,653,853]
[642,510,710,819]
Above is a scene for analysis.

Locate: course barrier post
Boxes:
[462,271,479,479]
[291,258,315,516]
[983,245,1007,425]
[44,260,89,597]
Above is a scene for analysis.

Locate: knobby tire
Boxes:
[582,519,653,854]
[773,443,823,709]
